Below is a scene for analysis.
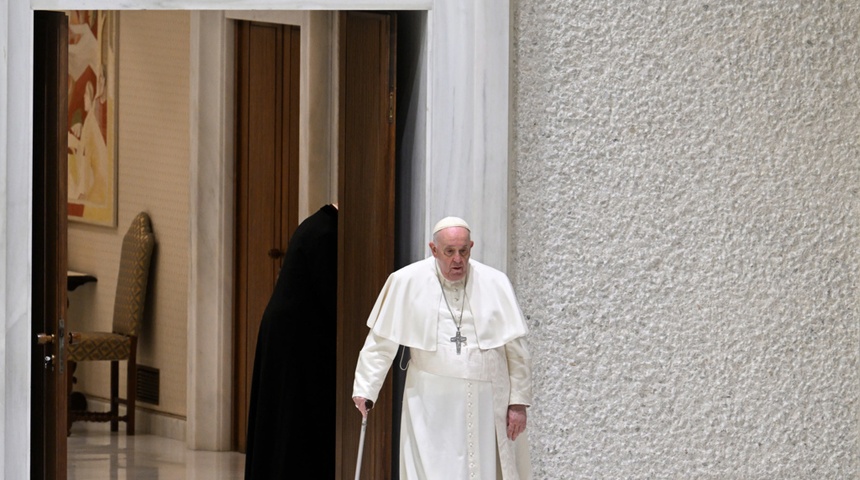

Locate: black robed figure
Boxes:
[245,204,338,479]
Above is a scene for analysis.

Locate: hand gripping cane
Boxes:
[354,399,374,480]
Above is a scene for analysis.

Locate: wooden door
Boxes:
[32,10,69,480]
[336,11,397,480]
[233,21,301,452]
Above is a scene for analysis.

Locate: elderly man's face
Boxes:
[430,226,473,282]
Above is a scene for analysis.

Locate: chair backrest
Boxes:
[112,212,156,337]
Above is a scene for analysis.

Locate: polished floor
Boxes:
[68,425,246,479]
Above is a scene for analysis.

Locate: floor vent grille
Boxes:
[137,365,160,405]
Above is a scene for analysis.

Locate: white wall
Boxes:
[512,2,860,477]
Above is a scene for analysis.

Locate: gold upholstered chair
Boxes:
[66,212,155,435]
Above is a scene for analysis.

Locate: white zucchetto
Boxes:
[432,216,471,234]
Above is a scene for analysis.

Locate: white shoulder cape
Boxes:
[366,257,528,350]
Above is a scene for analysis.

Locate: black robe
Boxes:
[244,204,338,479]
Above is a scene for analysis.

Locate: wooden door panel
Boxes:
[234,21,300,452]
[244,24,280,382]
[32,10,69,480]
[337,11,397,480]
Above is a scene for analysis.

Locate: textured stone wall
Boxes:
[511,2,858,478]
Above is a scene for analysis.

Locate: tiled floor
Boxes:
[67,425,246,479]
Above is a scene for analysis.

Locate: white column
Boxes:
[187,11,234,451]
[2,2,35,478]
[426,0,510,271]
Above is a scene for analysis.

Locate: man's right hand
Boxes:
[352,396,373,418]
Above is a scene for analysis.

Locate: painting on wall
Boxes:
[67,10,118,227]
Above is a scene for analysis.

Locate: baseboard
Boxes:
[72,397,186,442]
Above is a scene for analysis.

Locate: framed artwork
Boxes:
[67,10,118,227]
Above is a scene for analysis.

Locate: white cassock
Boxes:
[353,257,533,480]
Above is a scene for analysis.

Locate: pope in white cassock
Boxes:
[353,217,533,480]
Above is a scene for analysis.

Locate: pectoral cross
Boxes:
[450,329,467,354]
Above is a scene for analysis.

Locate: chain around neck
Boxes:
[437,265,468,330]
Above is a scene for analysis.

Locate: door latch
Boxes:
[44,354,55,371]
[36,318,64,374]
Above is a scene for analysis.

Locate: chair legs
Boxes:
[108,349,137,435]
[126,338,137,435]
[68,338,137,435]
[110,360,119,432]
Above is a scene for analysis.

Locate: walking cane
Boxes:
[354,400,373,480]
